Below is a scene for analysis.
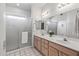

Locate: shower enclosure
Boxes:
[6,4,32,52]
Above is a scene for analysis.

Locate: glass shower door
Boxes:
[6,19,19,52]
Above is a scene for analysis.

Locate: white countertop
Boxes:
[35,33,79,52]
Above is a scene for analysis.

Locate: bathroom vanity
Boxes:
[33,4,79,56]
[34,35,79,56]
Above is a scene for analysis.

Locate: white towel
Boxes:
[22,32,28,44]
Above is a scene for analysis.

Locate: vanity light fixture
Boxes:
[42,10,49,17]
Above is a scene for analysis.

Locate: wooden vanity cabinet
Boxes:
[34,36,79,56]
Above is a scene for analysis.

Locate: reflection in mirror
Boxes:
[35,20,41,30]
[35,20,46,35]
[46,18,58,36]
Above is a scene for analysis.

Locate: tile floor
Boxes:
[6,47,42,56]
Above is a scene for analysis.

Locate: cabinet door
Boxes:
[41,47,45,55]
[44,48,49,56]
[38,39,41,51]
[49,46,58,56]
[34,36,42,51]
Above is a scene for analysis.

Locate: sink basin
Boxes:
[56,38,79,46]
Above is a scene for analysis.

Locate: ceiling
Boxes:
[6,3,32,11]
[6,3,46,11]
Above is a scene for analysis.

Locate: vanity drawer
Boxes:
[34,36,41,40]
[45,40,49,44]
[37,37,41,41]
[49,42,60,49]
